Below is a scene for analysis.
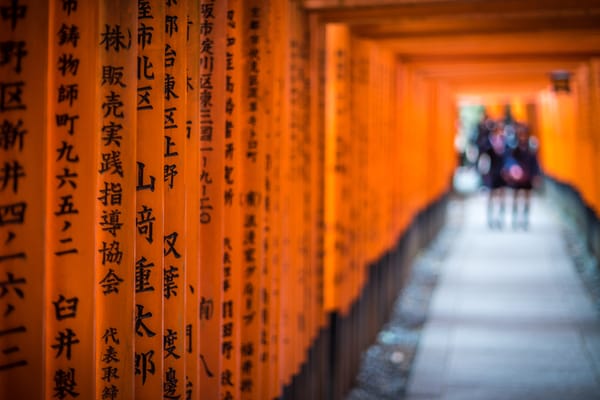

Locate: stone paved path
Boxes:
[405,193,600,400]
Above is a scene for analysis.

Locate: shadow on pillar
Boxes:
[279,193,450,400]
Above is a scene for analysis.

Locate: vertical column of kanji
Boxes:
[347,36,360,306]
[302,5,314,372]
[256,0,273,397]
[296,4,315,368]
[307,13,327,347]
[163,0,187,398]
[340,27,352,315]
[257,2,271,398]
[184,1,199,398]
[347,39,356,306]
[277,0,292,387]
[0,0,46,398]
[221,1,242,399]
[239,2,266,398]
[95,0,137,399]
[286,1,301,380]
[196,0,225,397]
[45,0,96,398]
[264,1,284,397]
[293,3,313,370]
[350,38,368,302]
[302,7,313,371]
[285,4,298,377]
[299,9,314,362]
[324,23,351,316]
[134,0,164,397]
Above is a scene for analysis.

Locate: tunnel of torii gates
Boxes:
[1,0,600,399]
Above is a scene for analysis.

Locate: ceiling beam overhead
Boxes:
[305,0,600,24]
[400,54,593,64]
[305,0,600,102]
[350,14,600,39]
[378,30,600,57]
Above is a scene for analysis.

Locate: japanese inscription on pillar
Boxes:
[47,0,96,398]
[184,1,200,398]
[96,1,137,398]
[240,5,263,398]
[221,3,240,398]
[135,0,164,396]
[197,0,226,399]
[0,1,46,398]
[163,0,187,398]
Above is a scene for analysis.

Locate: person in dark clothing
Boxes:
[475,110,495,156]
[505,124,541,229]
[479,122,508,228]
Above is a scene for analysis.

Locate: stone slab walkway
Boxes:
[405,193,600,400]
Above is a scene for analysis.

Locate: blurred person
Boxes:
[475,109,495,157]
[503,122,518,150]
[505,124,541,229]
[478,121,508,228]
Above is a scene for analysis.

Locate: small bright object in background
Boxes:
[390,351,405,364]
[550,70,571,94]
[509,164,524,181]
[453,166,481,194]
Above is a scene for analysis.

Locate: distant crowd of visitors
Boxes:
[475,111,541,230]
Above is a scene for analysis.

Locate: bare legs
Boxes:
[512,188,531,229]
[487,187,505,229]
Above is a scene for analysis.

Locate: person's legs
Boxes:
[487,188,495,228]
[496,187,505,228]
[512,188,520,229]
[522,188,531,229]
